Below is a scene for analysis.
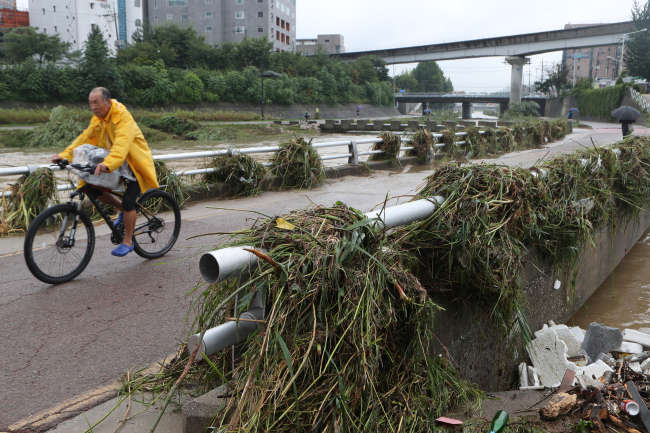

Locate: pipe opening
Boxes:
[200,253,221,283]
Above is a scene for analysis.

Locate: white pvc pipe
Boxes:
[364,196,446,230]
[199,246,260,284]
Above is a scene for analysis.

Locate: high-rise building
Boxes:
[296,34,344,55]
[148,0,296,52]
[0,0,16,9]
[0,2,29,28]
[562,24,622,82]
[27,0,143,52]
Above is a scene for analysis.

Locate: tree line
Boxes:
[0,24,447,108]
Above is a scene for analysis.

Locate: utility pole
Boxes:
[261,49,265,119]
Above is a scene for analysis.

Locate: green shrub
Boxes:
[574,83,641,121]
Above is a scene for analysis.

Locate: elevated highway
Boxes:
[334,22,635,104]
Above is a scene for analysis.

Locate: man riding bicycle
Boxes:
[51,87,158,257]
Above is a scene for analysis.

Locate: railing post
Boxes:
[348,140,359,165]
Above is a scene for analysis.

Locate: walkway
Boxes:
[0,121,647,432]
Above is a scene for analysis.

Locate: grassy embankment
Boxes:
[0,107,313,149]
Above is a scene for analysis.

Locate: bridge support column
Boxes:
[500,102,509,116]
[505,56,530,104]
[462,102,472,119]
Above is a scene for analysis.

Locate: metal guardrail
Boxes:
[0,130,482,196]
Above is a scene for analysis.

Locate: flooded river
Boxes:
[0,132,381,190]
[570,228,650,331]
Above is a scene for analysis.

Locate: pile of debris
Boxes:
[523,322,650,432]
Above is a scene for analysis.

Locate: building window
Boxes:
[258,0,263,2]
[606,67,609,74]
[54,25,57,32]
[236,0,244,3]
[166,13,173,20]
[258,11,263,17]
[91,24,98,30]
[134,0,140,6]
[154,0,157,7]
[167,0,186,6]
[206,26,213,32]
[286,22,289,31]
[286,7,289,15]
[276,16,279,25]
[42,8,45,14]
[258,26,263,32]
[181,13,187,20]
[154,14,158,20]
[90,3,94,8]
[281,33,285,43]
[136,18,142,26]
[206,11,212,18]
[236,11,244,19]
[206,0,212,3]
[235,26,245,33]
[281,19,284,29]
[276,30,279,40]
[324,39,329,42]
[286,36,289,45]
[53,5,56,12]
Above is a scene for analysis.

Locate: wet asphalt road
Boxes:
[1,123,648,431]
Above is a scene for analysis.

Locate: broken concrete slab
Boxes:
[623,329,650,348]
[528,366,540,387]
[630,362,644,374]
[582,323,623,364]
[570,327,585,344]
[575,360,613,388]
[527,330,579,387]
[534,324,582,357]
[641,358,650,371]
[519,362,529,388]
[638,328,650,336]
[613,342,644,354]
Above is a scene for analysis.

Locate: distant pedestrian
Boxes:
[304,109,310,122]
[567,111,574,120]
[315,108,320,120]
[357,107,360,119]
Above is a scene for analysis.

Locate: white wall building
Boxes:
[28,0,143,53]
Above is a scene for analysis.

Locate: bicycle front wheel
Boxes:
[24,204,95,285]
[133,190,181,259]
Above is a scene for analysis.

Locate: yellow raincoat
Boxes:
[58,99,159,193]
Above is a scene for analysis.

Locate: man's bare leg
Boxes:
[97,194,135,246]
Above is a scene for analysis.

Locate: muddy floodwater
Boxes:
[0,132,382,190]
[570,228,650,331]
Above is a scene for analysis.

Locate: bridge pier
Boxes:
[461,102,472,119]
[500,102,509,116]
[506,56,530,104]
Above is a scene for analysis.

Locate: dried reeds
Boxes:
[154,160,188,209]
[1,168,58,235]
[368,131,402,165]
[201,151,267,197]
[271,137,326,189]
[406,129,436,163]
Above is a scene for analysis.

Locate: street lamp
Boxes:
[618,28,648,77]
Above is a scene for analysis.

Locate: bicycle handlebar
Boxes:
[52,159,97,173]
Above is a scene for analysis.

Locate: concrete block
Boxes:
[289,120,299,125]
[391,120,402,131]
[373,120,384,131]
[623,329,650,348]
[182,386,229,433]
[534,324,582,357]
[424,121,437,131]
[527,365,540,387]
[340,119,352,129]
[519,362,529,388]
[357,120,368,129]
[273,120,282,124]
[613,342,644,354]
[630,362,643,373]
[640,358,650,370]
[527,330,579,387]
[407,120,420,130]
[596,353,616,368]
[570,327,585,344]
[637,328,650,336]
[575,360,613,388]
[582,323,623,364]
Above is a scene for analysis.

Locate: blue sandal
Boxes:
[112,243,135,257]
[114,212,124,227]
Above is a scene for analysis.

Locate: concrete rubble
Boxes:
[523,323,650,388]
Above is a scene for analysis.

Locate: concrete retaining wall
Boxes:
[544,88,646,124]
[433,210,650,391]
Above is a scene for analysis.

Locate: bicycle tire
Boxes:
[132,190,181,259]
[24,204,95,285]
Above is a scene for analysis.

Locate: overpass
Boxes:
[395,93,547,118]
[333,22,635,104]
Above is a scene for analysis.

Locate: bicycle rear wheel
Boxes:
[24,204,95,285]
[133,190,181,259]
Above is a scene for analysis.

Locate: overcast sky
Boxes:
[296,0,639,93]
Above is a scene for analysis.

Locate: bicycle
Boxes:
[24,159,181,285]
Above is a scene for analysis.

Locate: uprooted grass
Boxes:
[123,203,484,432]
[201,151,268,197]
[368,130,402,165]
[271,136,326,189]
[405,128,436,163]
[3,106,88,148]
[154,160,189,209]
[1,167,58,235]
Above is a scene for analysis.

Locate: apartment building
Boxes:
[562,23,622,81]
[28,0,143,51]
[0,0,29,28]
[296,34,344,55]
[149,0,296,51]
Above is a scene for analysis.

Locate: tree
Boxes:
[235,36,274,69]
[412,61,448,93]
[2,27,70,65]
[79,27,124,97]
[534,62,569,94]
[624,0,650,81]
[394,70,418,92]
